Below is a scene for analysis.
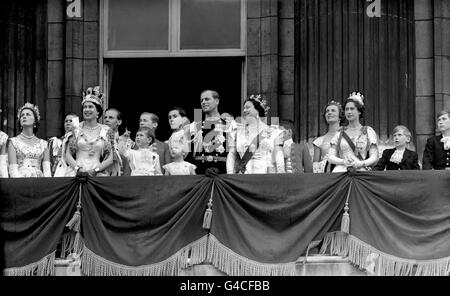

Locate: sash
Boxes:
[337,126,369,161]
[235,129,265,174]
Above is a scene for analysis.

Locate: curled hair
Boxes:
[322,101,345,124]
[137,127,155,145]
[82,101,103,118]
[344,97,365,121]
[244,98,266,118]
[19,107,40,134]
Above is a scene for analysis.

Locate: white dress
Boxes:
[330,126,378,172]
[0,131,8,178]
[229,121,285,174]
[163,161,196,175]
[124,148,162,176]
[312,132,337,173]
[9,137,48,177]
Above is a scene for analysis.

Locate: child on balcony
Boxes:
[373,125,419,170]
[163,142,196,176]
[422,109,450,170]
[119,127,162,176]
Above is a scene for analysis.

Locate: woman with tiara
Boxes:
[8,103,51,177]
[62,86,116,177]
[327,92,379,172]
[226,94,285,174]
[312,100,344,173]
[0,128,8,177]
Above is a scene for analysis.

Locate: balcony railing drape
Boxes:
[1,171,449,276]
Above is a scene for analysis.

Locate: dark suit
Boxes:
[374,148,420,171]
[422,135,450,170]
[290,143,313,173]
[152,139,171,172]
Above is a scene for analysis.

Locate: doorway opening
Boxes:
[107,57,243,141]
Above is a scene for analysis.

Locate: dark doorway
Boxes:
[107,57,243,141]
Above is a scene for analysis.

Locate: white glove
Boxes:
[0,154,8,178]
[9,163,21,178]
[43,160,51,177]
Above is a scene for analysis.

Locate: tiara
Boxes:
[249,94,270,116]
[328,100,341,107]
[82,86,104,106]
[348,91,364,106]
[17,102,40,122]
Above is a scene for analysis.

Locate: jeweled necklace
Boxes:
[20,132,35,139]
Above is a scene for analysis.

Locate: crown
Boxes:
[17,102,41,122]
[348,91,364,106]
[82,86,104,106]
[249,94,270,116]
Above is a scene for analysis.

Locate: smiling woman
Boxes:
[59,86,118,177]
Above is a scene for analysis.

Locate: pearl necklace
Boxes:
[20,132,35,139]
[83,124,100,131]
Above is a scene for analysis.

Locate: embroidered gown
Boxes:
[64,122,116,176]
[228,121,285,174]
[0,131,8,177]
[9,136,48,177]
[329,126,378,173]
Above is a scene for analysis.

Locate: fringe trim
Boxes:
[207,234,297,276]
[3,251,56,276]
[60,232,85,258]
[320,232,450,276]
[81,235,208,276]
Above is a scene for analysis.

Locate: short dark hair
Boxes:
[65,112,79,119]
[322,101,345,124]
[244,98,265,118]
[201,90,219,100]
[137,127,155,145]
[437,109,450,119]
[344,98,365,121]
[141,112,159,124]
[82,101,103,118]
[280,120,294,133]
[105,108,122,120]
[19,107,40,134]
[168,107,187,118]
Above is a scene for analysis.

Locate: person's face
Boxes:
[281,127,292,141]
[200,91,219,113]
[104,110,121,132]
[20,109,35,128]
[83,102,98,121]
[345,102,361,122]
[64,115,78,133]
[393,130,408,148]
[170,145,183,159]
[325,105,340,123]
[168,110,184,130]
[140,114,157,130]
[437,113,450,132]
[135,131,151,148]
[243,101,259,119]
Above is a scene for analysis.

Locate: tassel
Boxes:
[340,203,350,233]
[340,180,352,233]
[203,183,214,230]
[66,200,81,232]
[202,200,213,230]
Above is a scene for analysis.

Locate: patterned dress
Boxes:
[9,136,48,177]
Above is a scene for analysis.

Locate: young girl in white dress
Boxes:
[163,142,196,176]
[121,127,162,176]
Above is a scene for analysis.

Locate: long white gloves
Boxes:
[43,160,51,177]
[9,163,21,178]
[0,154,8,178]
